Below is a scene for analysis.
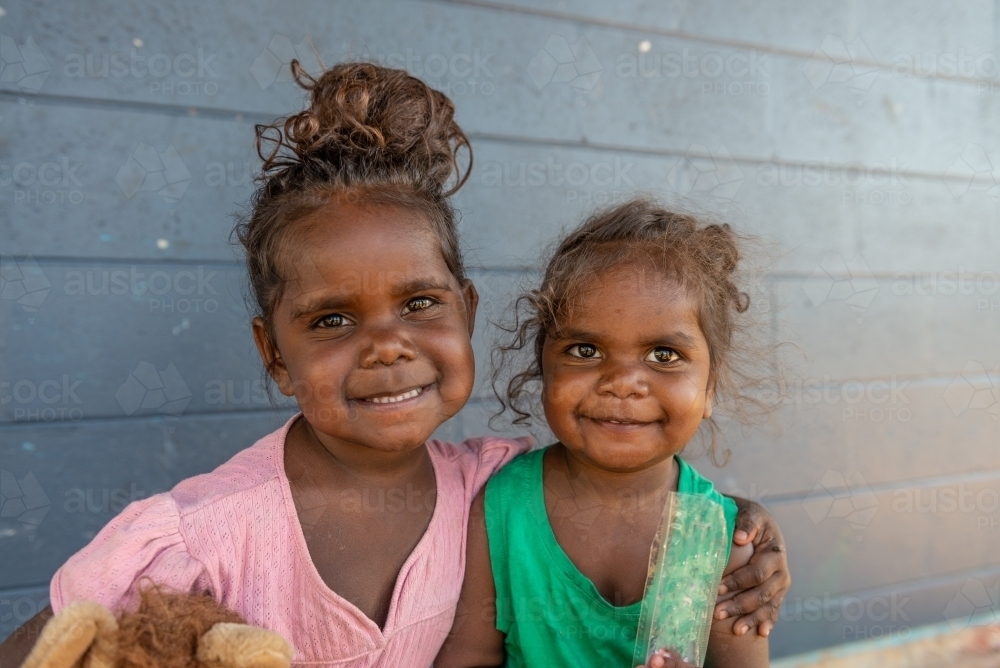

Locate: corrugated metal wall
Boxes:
[2,0,999,658]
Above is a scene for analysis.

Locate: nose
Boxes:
[596,359,649,400]
[358,319,418,368]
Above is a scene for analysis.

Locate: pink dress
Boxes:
[50,414,531,667]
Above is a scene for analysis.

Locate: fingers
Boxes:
[643,649,697,668]
[732,600,782,636]
[715,572,781,618]
[732,501,765,545]
[719,560,771,596]
[719,538,788,595]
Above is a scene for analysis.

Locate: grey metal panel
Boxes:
[5,101,998,277]
[0,410,295,590]
[775,275,1000,382]
[763,475,1000,607]
[2,0,998,172]
[469,0,997,70]
[707,381,1000,497]
[0,99,256,262]
[0,260,287,423]
[767,564,1000,656]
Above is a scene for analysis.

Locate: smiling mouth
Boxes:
[354,385,432,406]
[585,415,658,428]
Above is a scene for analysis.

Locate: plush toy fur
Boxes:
[20,588,292,668]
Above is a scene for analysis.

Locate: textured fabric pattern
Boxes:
[51,414,531,667]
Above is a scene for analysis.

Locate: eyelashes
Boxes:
[566,343,600,359]
[311,296,441,329]
[645,347,681,364]
[563,344,683,365]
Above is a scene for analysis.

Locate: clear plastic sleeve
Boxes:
[632,492,730,667]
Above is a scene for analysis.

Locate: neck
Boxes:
[298,418,430,483]
[556,444,679,507]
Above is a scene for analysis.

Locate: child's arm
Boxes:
[715,496,790,637]
[0,605,53,667]
[435,490,505,668]
[703,541,770,668]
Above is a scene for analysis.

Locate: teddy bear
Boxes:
[20,586,293,668]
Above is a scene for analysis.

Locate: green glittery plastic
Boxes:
[632,492,729,668]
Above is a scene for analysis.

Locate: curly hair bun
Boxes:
[257,60,472,197]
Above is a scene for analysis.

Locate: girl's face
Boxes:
[253,201,478,454]
[541,264,713,473]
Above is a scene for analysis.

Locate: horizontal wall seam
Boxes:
[787,562,1000,608]
[0,91,993,185]
[762,467,1000,506]
[432,0,1000,87]
[0,406,297,432]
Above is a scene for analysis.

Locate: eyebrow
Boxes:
[555,328,699,349]
[391,278,455,298]
[288,277,456,319]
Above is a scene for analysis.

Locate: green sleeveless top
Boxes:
[484,447,737,668]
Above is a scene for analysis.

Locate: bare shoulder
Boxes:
[434,489,506,668]
[704,542,769,668]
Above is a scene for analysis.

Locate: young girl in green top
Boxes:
[437,198,776,667]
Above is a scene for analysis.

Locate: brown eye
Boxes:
[646,347,680,364]
[316,314,347,328]
[568,344,600,359]
[407,297,434,311]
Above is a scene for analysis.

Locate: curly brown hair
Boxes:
[233,60,473,366]
[492,197,772,464]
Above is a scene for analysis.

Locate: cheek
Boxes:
[541,368,589,421]
[428,329,476,388]
[660,374,709,417]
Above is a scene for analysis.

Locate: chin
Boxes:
[578,441,670,473]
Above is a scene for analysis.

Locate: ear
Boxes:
[460,278,479,337]
[197,623,293,668]
[703,379,715,420]
[21,602,118,668]
[251,318,294,397]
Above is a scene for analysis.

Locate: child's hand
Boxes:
[714,497,790,637]
[638,648,697,668]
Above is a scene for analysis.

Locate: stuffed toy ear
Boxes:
[21,602,118,668]
[196,622,293,668]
